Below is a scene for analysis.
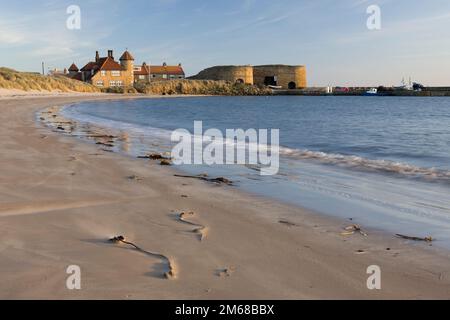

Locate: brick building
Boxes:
[68,50,185,88]
[134,62,185,83]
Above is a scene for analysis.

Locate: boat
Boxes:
[363,88,378,96]
[394,77,414,91]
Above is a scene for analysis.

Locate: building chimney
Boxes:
[108,50,113,59]
[163,62,167,67]
[95,51,99,62]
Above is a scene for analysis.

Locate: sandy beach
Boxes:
[0,94,449,299]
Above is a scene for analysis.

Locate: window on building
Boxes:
[162,74,167,79]
[96,80,104,87]
[111,70,121,77]
[110,80,123,87]
[101,70,106,76]
[139,75,145,80]
[152,75,156,78]
[170,75,175,79]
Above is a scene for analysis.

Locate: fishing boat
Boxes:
[363,88,378,96]
[394,77,414,91]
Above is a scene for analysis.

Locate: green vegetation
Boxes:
[0,67,100,93]
[134,79,272,96]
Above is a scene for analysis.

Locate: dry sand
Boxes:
[0,88,105,99]
[0,94,449,299]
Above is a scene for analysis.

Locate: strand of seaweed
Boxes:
[109,236,177,279]
[174,174,232,185]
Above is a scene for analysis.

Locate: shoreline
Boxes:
[49,97,450,250]
[0,95,449,299]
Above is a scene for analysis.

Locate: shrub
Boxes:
[134,79,272,96]
[103,86,124,94]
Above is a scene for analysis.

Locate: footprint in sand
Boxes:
[127,174,143,181]
[278,219,299,227]
[175,211,208,241]
[217,266,236,278]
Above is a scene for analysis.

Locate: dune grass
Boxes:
[0,67,100,93]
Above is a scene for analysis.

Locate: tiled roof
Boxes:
[134,63,150,76]
[68,63,79,72]
[80,57,123,73]
[120,50,134,61]
[99,57,123,71]
[150,65,185,75]
[80,61,98,72]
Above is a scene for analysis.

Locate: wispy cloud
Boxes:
[1,0,450,85]
[0,1,117,68]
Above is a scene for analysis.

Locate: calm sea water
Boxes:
[61,96,450,248]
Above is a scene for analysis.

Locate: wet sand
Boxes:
[0,94,449,299]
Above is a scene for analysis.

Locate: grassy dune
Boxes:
[135,79,272,96]
[0,67,100,93]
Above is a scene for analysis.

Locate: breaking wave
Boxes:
[60,103,450,183]
[279,147,450,182]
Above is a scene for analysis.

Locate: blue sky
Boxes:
[1,0,450,86]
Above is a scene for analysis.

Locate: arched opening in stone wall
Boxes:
[264,76,277,86]
[235,78,244,84]
[288,82,296,89]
